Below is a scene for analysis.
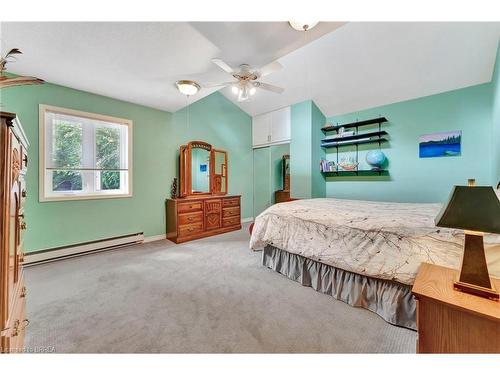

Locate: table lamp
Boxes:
[435,179,500,300]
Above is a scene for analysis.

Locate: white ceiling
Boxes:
[1,22,500,117]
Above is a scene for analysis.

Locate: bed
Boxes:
[249,198,500,329]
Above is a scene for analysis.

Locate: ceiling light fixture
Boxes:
[289,21,319,31]
[175,80,200,96]
[231,81,257,102]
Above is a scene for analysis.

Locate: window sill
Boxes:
[39,193,133,202]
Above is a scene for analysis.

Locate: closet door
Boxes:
[253,147,271,217]
[270,106,290,144]
[252,113,271,148]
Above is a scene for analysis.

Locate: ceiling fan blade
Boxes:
[257,61,283,77]
[202,81,235,88]
[256,82,284,94]
[211,58,235,74]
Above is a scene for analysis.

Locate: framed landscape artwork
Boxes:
[419,130,461,158]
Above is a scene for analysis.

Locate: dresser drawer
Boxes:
[178,201,203,213]
[178,222,203,237]
[222,206,240,218]
[178,211,203,226]
[223,216,240,227]
[222,197,240,207]
[2,284,27,353]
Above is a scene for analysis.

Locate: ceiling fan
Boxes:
[205,58,284,102]
[0,48,44,88]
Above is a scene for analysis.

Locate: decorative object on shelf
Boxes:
[170,177,178,199]
[366,150,387,171]
[435,179,500,300]
[0,48,44,89]
[419,130,461,158]
[338,156,359,171]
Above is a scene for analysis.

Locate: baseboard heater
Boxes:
[24,232,144,266]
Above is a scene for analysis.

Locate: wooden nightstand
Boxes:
[412,263,500,353]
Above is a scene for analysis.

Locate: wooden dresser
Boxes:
[412,263,500,353]
[1,112,29,353]
[166,195,241,243]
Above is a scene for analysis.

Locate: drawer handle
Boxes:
[12,319,29,337]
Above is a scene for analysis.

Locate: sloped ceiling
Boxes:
[1,22,499,117]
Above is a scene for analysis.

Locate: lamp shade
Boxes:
[435,186,500,234]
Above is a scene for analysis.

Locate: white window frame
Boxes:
[39,104,133,202]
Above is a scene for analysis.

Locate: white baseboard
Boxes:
[143,234,167,243]
[241,217,254,223]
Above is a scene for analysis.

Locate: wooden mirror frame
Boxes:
[179,141,228,198]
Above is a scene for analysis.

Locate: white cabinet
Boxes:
[252,113,271,147]
[270,106,291,144]
[252,106,291,148]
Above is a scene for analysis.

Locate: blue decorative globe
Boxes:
[365,150,386,169]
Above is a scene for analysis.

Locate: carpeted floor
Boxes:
[25,224,416,353]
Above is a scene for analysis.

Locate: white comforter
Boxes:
[250,198,500,285]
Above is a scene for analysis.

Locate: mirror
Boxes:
[282,155,290,191]
[191,147,210,193]
[179,141,228,197]
[213,149,227,194]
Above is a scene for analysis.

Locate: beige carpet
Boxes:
[24,224,416,353]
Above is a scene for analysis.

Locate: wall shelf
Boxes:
[322,169,388,176]
[320,116,389,177]
[321,117,388,133]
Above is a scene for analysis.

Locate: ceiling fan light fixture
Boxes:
[231,85,239,95]
[175,80,200,96]
[249,86,256,96]
[288,21,319,31]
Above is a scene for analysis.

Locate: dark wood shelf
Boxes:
[321,116,388,133]
[322,130,387,144]
[321,137,388,149]
[322,169,388,176]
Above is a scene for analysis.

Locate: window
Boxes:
[39,105,132,201]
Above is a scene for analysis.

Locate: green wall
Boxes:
[311,101,326,198]
[1,82,171,251]
[290,100,326,199]
[491,39,500,187]
[1,82,252,252]
[325,83,494,203]
[171,92,253,219]
[290,101,312,198]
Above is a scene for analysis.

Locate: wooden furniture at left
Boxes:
[166,195,241,243]
[412,262,500,353]
[1,112,29,353]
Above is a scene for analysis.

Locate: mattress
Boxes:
[250,198,500,285]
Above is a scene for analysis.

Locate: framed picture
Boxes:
[419,130,461,158]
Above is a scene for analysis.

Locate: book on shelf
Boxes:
[320,159,337,172]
